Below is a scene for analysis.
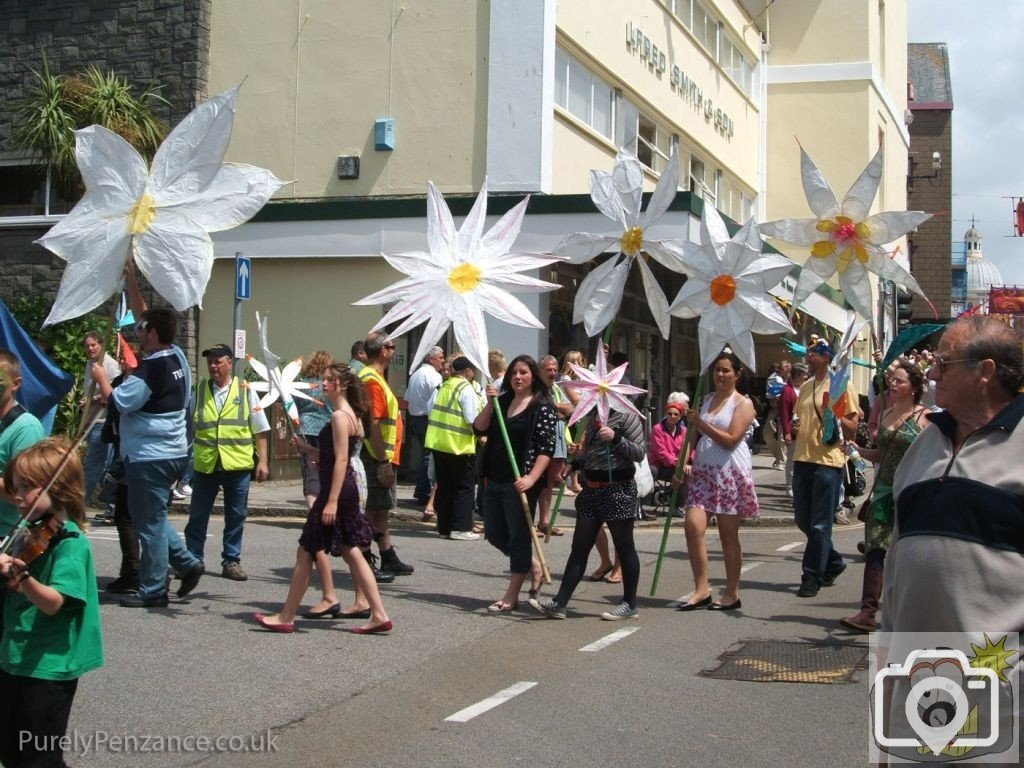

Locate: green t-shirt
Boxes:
[2,520,105,681]
[0,411,46,529]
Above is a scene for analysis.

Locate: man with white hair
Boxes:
[405,346,445,507]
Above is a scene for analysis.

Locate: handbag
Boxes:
[634,456,655,498]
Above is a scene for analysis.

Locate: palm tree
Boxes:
[12,54,169,190]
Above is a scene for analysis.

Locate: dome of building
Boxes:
[966,254,1003,292]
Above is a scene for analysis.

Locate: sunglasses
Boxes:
[134,320,150,332]
[934,356,978,375]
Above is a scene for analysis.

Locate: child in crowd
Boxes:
[0,438,104,767]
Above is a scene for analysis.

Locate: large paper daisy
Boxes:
[38,87,286,326]
[759,147,932,323]
[560,343,646,427]
[555,147,688,339]
[667,204,794,373]
[354,180,561,373]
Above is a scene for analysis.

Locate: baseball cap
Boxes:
[450,356,473,372]
[202,344,233,359]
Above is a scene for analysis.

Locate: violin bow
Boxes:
[0,408,104,555]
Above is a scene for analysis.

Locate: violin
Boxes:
[4,514,65,589]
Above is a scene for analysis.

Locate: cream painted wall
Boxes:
[197,257,398,369]
[767,0,871,65]
[556,0,760,187]
[208,0,488,197]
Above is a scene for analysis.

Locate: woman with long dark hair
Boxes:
[255,363,391,633]
[676,350,758,612]
[839,357,927,633]
[474,355,556,612]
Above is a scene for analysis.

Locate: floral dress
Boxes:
[865,411,923,552]
[686,393,759,518]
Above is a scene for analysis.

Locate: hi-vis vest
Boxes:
[358,365,399,462]
[193,378,255,473]
[424,377,476,456]
[552,382,572,443]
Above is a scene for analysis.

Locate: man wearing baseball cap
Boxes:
[183,343,270,582]
[792,339,859,598]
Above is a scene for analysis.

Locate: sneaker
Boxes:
[449,531,481,541]
[380,547,414,575]
[119,593,170,608]
[797,575,820,598]
[171,487,186,500]
[601,601,639,621]
[528,597,566,619]
[363,550,396,584]
[772,461,784,470]
[822,561,847,587]
[834,508,851,526]
[221,562,248,581]
[178,484,193,496]
[178,562,205,596]
[105,576,139,594]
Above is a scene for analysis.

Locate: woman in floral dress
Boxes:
[676,350,758,612]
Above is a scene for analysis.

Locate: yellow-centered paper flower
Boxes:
[554,147,689,339]
[37,87,286,326]
[759,147,932,324]
[354,180,563,373]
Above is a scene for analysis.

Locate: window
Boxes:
[616,97,671,172]
[719,34,753,95]
[672,0,693,28]
[555,48,614,140]
[692,1,717,56]
[0,162,79,218]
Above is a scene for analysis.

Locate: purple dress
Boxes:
[299,421,379,556]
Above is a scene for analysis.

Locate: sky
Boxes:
[909,0,1024,286]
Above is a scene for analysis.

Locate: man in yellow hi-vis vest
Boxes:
[184,344,270,582]
[358,332,412,581]
[424,356,482,541]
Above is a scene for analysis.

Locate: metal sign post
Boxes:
[234,253,251,376]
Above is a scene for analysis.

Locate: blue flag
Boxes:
[0,299,75,421]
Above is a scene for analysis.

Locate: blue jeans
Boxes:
[82,422,112,504]
[184,468,252,565]
[408,414,432,501]
[124,457,199,600]
[792,461,845,584]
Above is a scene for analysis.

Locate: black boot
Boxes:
[380,546,414,575]
[363,549,395,584]
[839,549,884,632]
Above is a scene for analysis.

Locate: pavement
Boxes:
[172,447,872,529]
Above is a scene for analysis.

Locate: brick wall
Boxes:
[0,0,210,359]
[906,109,953,321]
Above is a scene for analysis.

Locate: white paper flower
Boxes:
[245,312,317,425]
[37,87,286,326]
[560,344,646,428]
[759,147,932,323]
[354,180,562,373]
[666,204,795,373]
[554,147,690,339]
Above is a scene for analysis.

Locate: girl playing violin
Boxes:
[0,438,104,768]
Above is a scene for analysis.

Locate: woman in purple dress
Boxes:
[254,363,392,634]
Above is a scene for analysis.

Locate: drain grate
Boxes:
[701,639,868,684]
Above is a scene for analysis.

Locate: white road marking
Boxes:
[445,682,537,723]
[578,627,639,652]
[776,541,802,552]
[740,561,763,573]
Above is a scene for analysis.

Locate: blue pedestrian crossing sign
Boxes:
[235,256,252,300]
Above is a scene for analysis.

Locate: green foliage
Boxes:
[12,54,169,187]
[8,295,115,437]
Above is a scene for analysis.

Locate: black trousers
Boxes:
[433,451,476,536]
[0,669,79,768]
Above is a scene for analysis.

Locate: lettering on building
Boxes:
[625,21,735,140]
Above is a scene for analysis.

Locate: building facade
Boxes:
[1,0,914,405]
